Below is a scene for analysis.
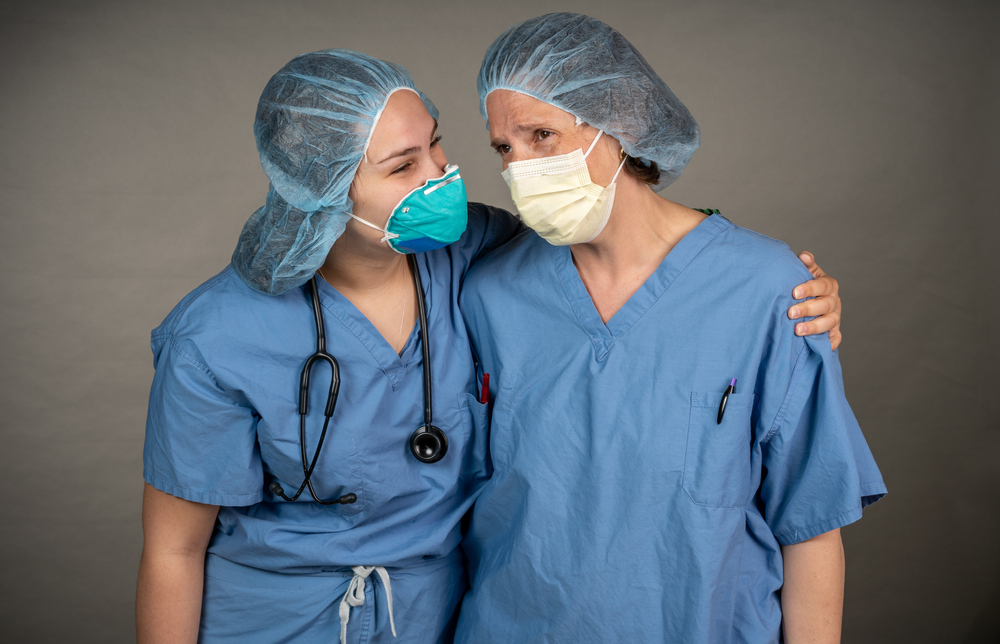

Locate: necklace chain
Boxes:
[318,264,408,353]
[396,279,407,353]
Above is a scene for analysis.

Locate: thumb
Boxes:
[797,251,826,278]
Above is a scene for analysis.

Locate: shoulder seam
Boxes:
[162,269,234,336]
[166,334,221,386]
[760,340,810,444]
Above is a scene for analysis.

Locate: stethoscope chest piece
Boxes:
[410,424,448,463]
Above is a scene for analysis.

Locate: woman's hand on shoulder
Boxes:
[788,252,842,351]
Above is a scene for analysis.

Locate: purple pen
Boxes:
[717,378,737,424]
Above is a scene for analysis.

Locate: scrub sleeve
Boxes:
[759,335,885,545]
[145,326,263,506]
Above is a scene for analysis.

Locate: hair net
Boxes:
[232,49,438,295]
[477,12,699,192]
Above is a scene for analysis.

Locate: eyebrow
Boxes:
[376,120,439,165]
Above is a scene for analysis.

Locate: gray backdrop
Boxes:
[1,0,997,641]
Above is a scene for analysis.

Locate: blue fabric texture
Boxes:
[455,215,885,643]
[145,204,521,640]
[199,551,464,643]
[477,12,699,191]
[233,49,439,295]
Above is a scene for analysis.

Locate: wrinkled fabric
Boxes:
[199,551,463,643]
[455,215,885,643]
[477,12,699,191]
[145,204,521,641]
[233,49,438,295]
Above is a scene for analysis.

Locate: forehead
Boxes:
[486,90,576,134]
[367,89,434,151]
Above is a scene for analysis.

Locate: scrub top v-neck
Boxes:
[143,202,520,574]
[553,213,730,360]
[455,214,885,643]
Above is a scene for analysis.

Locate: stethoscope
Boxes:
[269,254,448,505]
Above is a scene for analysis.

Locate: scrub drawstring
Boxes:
[339,565,396,644]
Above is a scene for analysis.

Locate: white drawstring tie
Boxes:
[339,565,396,644]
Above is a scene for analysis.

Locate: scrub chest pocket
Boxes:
[459,393,488,433]
[683,391,757,508]
[457,392,489,482]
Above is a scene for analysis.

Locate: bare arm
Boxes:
[781,528,845,644]
[136,483,220,644]
[788,252,843,351]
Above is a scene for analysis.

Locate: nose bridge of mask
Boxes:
[501,130,605,185]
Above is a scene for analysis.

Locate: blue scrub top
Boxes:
[455,214,886,643]
[144,203,520,574]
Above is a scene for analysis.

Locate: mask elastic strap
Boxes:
[583,130,604,159]
[349,214,399,242]
[610,151,627,185]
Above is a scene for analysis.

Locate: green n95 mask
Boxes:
[501,131,626,246]
[350,164,468,253]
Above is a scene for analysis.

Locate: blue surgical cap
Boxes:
[233,50,438,295]
[477,13,699,192]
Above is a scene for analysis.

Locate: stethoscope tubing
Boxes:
[271,254,442,505]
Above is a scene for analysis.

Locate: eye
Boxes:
[493,144,511,155]
[536,130,553,141]
[390,161,412,175]
[431,134,443,147]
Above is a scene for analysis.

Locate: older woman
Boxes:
[455,13,885,644]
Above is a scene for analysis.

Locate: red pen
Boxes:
[480,373,490,404]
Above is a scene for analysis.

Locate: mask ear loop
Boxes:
[582,130,605,159]
[610,148,627,185]
[348,213,399,243]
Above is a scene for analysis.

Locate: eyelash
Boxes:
[391,135,444,174]
[494,130,553,155]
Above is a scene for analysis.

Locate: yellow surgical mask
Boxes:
[501,131,626,246]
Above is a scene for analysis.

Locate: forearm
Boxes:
[781,528,845,644]
[136,549,206,644]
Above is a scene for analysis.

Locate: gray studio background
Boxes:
[1,0,997,641]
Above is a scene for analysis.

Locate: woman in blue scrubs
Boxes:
[455,13,885,644]
[135,51,523,643]
[136,47,844,643]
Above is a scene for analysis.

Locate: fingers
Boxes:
[788,296,835,320]
[792,274,839,300]
[793,309,841,337]
[829,328,842,351]
[796,251,827,279]
[793,252,842,350]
